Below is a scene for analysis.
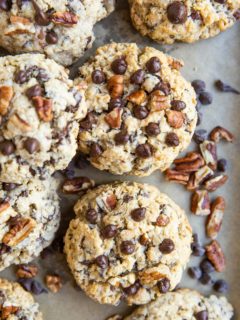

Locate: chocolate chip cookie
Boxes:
[0,53,87,183]
[0,278,42,320]
[0,0,115,66]
[107,288,234,319]
[64,182,192,305]
[76,43,197,177]
[0,178,60,271]
[129,0,240,44]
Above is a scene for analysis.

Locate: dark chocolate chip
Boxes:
[157,277,170,293]
[90,143,103,158]
[145,122,160,136]
[35,10,50,26]
[18,279,47,295]
[2,183,18,191]
[171,100,186,111]
[46,30,58,44]
[108,98,125,111]
[217,158,227,172]
[165,132,179,146]
[159,239,175,254]
[26,85,43,99]
[215,80,240,94]
[213,279,229,293]
[133,105,149,120]
[187,266,202,279]
[200,259,215,273]
[0,141,15,155]
[154,81,171,95]
[114,131,129,145]
[95,255,109,269]
[24,138,40,154]
[101,224,117,239]
[0,0,12,11]
[199,273,212,285]
[130,69,145,85]
[191,80,206,94]
[111,58,127,75]
[135,143,152,158]
[75,154,89,170]
[199,91,213,105]
[195,310,208,320]
[191,244,205,257]
[85,209,98,224]
[15,70,28,84]
[120,240,135,255]
[122,281,140,296]
[131,207,146,222]
[92,70,106,84]
[193,129,208,144]
[167,1,188,24]
[146,57,161,73]
[80,112,97,131]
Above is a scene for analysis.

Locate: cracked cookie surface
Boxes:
[0,178,60,271]
[75,43,197,177]
[0,53,87,183]
[0,0,115,66]
[108,288,234,320]
[129,0,240,44]
[64,182,192,306]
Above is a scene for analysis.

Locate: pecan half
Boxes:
[205,240,226,272]
[50,12,78,26]
[191,190,210,216]
[200,140,217,170]
[186,165,214,190]
[107,75,124,98]
[16,264,38,279]
[62,177,95,194]
[1,306,19,319]
[45,274,62,293]
[206,197,225,239]
[149,90,170,111]
[0,86,13,115]
[174,152,205,173]
[210,126,234,143]
[104,107,123,129]
[204,174,228,192]
[166,110,184,128]
[127,90,147,105]
[165,169,190,185]
[8,114,31,132]
[32,96,53,122]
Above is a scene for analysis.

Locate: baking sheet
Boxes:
[1,1,240,319]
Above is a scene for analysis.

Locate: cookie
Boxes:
[0,178,60,271]
[107,288,234,320]
[0,53,87,184]
[0,0,115,66]
[64,182,192,305]
[0,278,42,320]
[129,0,240,44]
[75,43,197,177]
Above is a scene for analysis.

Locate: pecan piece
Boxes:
[205,240,226,272]
[210,126,234,143]
[165,169,190,185]
[204,174,228,192]
[149,90,170,111]
[127,90,147,105]
[8,114,31,132]
[1,306,19,319]
[0,201,10,214]
[51,12,78,26]
[174,152,205,173]
[62,177,95,194]
[169,59,183,70]
[166,110,184,128]
[10,16,31,25]
[107,75,124,98]
[139,270,166,285]
[16,264,38,279]
[187,165,214,190]
[0,86,13,115]
[206,197,225,239]
[32,96,53,122]
[191,190,210,216]
[45,274,62,293]
[104,107,123,129]
[200,140,217,170]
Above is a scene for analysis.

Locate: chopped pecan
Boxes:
[169,59,183,70]
[165,169,190,185]
[139,234,150,246]
[127,90,147,105]
[139,270,166,285]
[0,86,13,115]
[107,75,124,98]
[50,12,78,26]
[187,165,214,190]
[2,218,36,246]
[0,202,10,214]
[62,177,95,194]
[200,140,217,170]
[205,240,226,272]
[104,107,123,129]
[149,90,170,111]
[32,96,53,122]
[8,114,31,132]
[174,152,205,173]
[210,126,234,143]
[1,306,19,319]
[166,110,184,128]
[206,197,225,239]
[105,194,117,210]
[191,190,210,216]
[45,274,62,293]
[16,264,38,278]
[10,16,31,25]
[155,215,170,227]
[204,174,228,192]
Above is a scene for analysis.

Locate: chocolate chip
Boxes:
[159,239,175,254]
[199,91,213,105]
[199,273,212,285]
[191,10,202,20]
[0,243,11,255]
[90,143,103,158]
[0,0,12,11]
[36,68,49,82]
[215,80,240,94]
[111,58,127,75]
[167,1,188,24]
[157,278,170,293]
[131,208,146,222]
[195,310,208,320]
[15,70,28,84]
[26,85,43,99]
[133,105,149,119]
[187,266,202,279]
[46,30,58,44]
[200,259,215,273]
[114,131,129,145]
[145,122,160,136]
[130,69,145,85]
[193,129,208,144]
[95,255,108,269]
[18,279,47,295]
[165,132,179,146]
[154,81,171,95]
[85,209,98,224]
[108,98,125,111]
[24,138,40,154]
[191,80,206,94]
[146,57,161,73]
[2,183,18,191]
[122,281,140,296]
[217,158,227,172]
[92,70,106,84]
[101,224,117,239]
[0,141,15,155]
[135,143,152,158]
[120,240,135,255]
[191,244,205,257]
[171,100,186,111]
[80,112,97,131]
[213,279,229,293]
[35,10,50,26]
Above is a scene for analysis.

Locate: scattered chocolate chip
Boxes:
[135,143,152,158]
[108,98,125,111]
[0,0,12,11]
[114,131,129,145]
[157,278,170,293]
[120,240,135,255]
[199,273,212,285]
[159,239,175,254]
[146,57,161,73]
[18,279,47,295]
[111,58,127,75]
[130,69,145,85]
[101,224,117,239]
[145,122,160,136]
[24,138,40,154]
[213,279,229,293]
[155,81,171,95]
[90,143,103,158]
[95,255,109,269]
[188,266,202,279]
[26,85,43,99]
[92,70,106,84]
[0,141,15,155]
[171,100,186,111]
[200,259,215,273]
[193,129,208,144]
[165,132,179,146]
[217,158,227,172]
[2,183,18,191]
[85,209,98,224]
[35,10,50,26]
[191,80,206,94]
[122,281,140,296]
[131,207,146,222]
[15,70,28,84]
[46,30,58,44]
[167,1,188,24]
[195,310,208,320]
[199,91,213,105]
[191,244,205,257]
[133,105,149,120]
[215,80,240,94]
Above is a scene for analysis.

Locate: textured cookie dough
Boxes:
[108,288,234,320]
[0,0,115,66]
[129,0,240,44]
[76,43,197,177]
[0,54,87,183]
[0,178,60,271]
[65,182,192,305]
[0,278,42,320]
